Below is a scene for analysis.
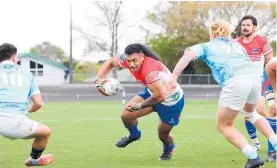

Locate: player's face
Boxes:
[241,19,256,36]
[126,53,144,72]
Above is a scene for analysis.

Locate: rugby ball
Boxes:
[103,78,122,96]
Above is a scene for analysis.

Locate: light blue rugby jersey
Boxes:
[189,37,260,87]
[0,60,39,115]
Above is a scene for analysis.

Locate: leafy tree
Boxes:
[74,1,123,78]
[145,1,276,74]
[30,41,67,63]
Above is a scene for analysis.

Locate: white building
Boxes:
[18,53,67,85]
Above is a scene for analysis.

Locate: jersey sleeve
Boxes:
[28,74,40,98]
[261,37,273,56]
[188,43,206,59]
[117,54,127,68]
[142,59,163,84]
[145,71,160,84]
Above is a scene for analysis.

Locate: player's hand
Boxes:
[125,103,141,112]
[95,78,109,96]
[166,75,178,94]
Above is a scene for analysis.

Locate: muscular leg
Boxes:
[23,122,54,166]
[244,96,265,150]
[116,96,154,148]
[157,121,175,160]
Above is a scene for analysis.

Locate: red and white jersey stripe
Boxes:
[237,35,272,62]
[117,55,183,106]
[236,35,273,76]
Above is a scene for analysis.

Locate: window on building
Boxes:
[38,70,43,76]
[30,61,36,69]
[38,63,43,69]
[30,70,36,76]
[29,60,44,76]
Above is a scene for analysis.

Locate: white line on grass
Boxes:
[183,115,216,119]
[39,119,64,122]
[38,115,215,122]
[76,118,119,121]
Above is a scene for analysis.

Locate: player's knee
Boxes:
[158,130,169,141]
[121,111,134,121]
[216,122,225,133]
[36,127,51,140]
[242,110,262,124]
[44,126,51,137]
[216,119,233,133]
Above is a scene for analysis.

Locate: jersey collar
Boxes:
[0,60,15,65]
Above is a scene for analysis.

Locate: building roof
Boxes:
[18,52,67,70]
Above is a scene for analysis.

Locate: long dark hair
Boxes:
[0,43,17,62]
[124,43,161,61]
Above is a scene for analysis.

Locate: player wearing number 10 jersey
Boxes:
[0,43,54,166]
[95,43,184,161]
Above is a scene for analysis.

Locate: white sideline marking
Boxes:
[76,118,119,121]
[182,115,216,119]
[38,115,215,122]
[39,119,64,122]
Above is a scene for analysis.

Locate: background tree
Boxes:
[144,1,276,74]
[145,2,210,73]
[74,1,123,78]
[30,41,67,64]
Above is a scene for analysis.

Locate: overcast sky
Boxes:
[1,0,275,63]
[0,0,159,62]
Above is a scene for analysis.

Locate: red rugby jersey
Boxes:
[236,35,272,62]
[117,55,165,86]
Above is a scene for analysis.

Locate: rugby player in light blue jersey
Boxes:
[0,43,54,166]
[166,20,277,168]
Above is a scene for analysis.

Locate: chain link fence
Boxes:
[64,73,218,85]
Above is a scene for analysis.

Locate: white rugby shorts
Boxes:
[219,75,261,111]
[0,113,37,140]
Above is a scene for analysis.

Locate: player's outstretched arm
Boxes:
[28,93,43,113]
[266,57,276,93]
[172,49,197,79]
[166,49,197,92]
[95,56,122,96]
[96,56,121,79]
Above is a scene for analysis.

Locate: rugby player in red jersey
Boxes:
[95,43,184,161]
[237,15,275,161]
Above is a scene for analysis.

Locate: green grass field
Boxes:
[0,100,276,168]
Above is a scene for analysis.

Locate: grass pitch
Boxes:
[0,100,275,168]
